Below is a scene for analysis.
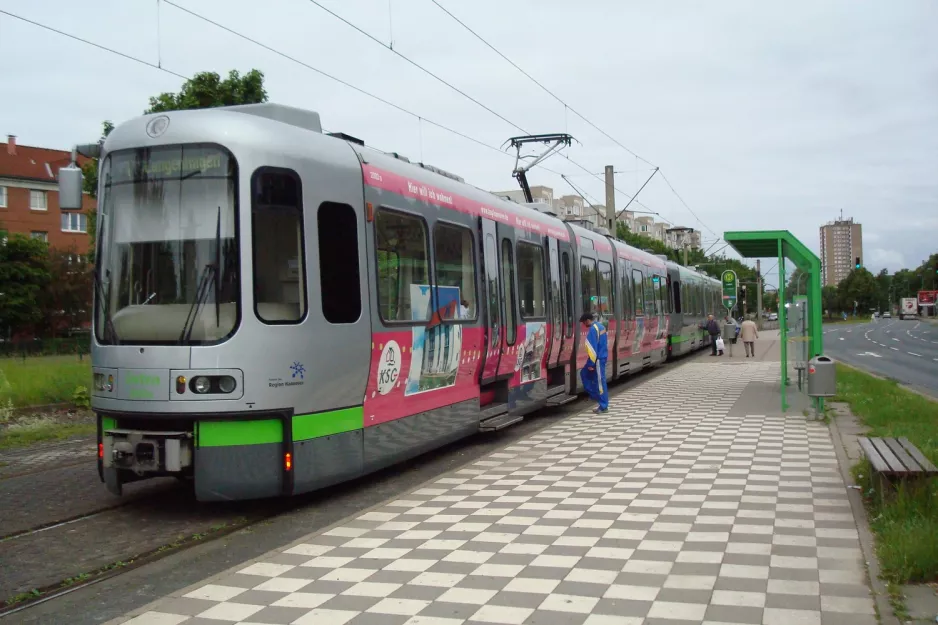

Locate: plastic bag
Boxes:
[716,337,725,352]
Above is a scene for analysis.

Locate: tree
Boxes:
[0,235,52,337]
[822,285,839,319]
[83,70,268,264]
[837,268,877,314]
[36,248,94,338]
[145,69,267,114]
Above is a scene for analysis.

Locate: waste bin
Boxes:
[807,356,836,397]
[722,322,737,343]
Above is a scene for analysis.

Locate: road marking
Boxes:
[839,337,845,341]
[857,352,882,358]
[908,352,922,357]
[892,338,899,342]
[891,347,899,351]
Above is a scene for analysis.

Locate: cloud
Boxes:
[868,248,907,272]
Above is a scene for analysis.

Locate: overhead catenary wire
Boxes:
[428,0,718,237]
[2,5,661,222]
[0,8,186,80]
[302,0,665,218]
[0,6,575,198]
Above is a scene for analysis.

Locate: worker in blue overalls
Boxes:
[579,312,609,413]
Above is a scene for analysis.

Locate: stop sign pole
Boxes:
[722,270,738,314]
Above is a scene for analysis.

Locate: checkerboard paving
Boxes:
[116,361,877,625]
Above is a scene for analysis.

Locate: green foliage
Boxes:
[0,235,52,335]
[72,385,91,409]
[36,247,94,338]
[836,267,878,313]
[0,355,91,408]
[834,363,938,584]
[145,69,268,114]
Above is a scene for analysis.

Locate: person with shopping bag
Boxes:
[700,314,722,356]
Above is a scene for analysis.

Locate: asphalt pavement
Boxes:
[823,318,938,399]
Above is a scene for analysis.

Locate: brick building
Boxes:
[0,135,96,255]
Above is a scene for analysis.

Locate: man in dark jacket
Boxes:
[700,314,721,356]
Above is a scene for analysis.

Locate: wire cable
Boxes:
[305,0,528,136]
[0,8,187,80]
[428,0,716,234]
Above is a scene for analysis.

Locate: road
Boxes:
[823,318,938,399]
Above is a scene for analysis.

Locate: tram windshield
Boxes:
[95,144,240,345]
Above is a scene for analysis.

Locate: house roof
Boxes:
[0,139,93,183]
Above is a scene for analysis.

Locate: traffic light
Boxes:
[855,257,861,269]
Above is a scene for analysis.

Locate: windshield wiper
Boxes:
[178,207,222,344]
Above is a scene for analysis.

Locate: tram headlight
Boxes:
[218,376,237,394]
[193,376,211,394]
[94,373,114,392]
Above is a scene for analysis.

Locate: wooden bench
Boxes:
[858,437,938,491]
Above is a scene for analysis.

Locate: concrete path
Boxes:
[110,353,875,625]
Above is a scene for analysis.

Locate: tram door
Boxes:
[478,217,502,386]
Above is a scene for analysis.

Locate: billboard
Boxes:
[919,290,937,305]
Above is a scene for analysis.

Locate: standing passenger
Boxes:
[580,312,609,413]
[740,314,759,358]
[701,314,721,356]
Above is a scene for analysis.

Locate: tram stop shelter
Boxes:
[724,230,824,413]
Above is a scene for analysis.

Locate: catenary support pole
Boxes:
[604,165,616,233]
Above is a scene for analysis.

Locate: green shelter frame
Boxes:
[724,230,824,412]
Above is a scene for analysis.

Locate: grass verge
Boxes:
[835,363,938,584]
[0,417,95,451]
[0,355,91,408]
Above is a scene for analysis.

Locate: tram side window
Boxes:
[501,239,517,345]
[659,276,670,314]
[673,279,682,314]
[375,210,430,322]
[318,202,361,324]
[598,261,613,322]
[252,168,307,323]
[517,242,546,318]
[644,274,657,316]
[581,257,598,315]
[632,269,645,316]
[562,252,574,337]
[433,222,477,320]
[619,259,631,323]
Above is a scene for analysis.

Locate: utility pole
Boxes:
[756,259,763,330]
[683,241,689,267]
[604,165,616,234]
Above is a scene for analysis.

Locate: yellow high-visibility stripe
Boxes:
[584,340,597,362]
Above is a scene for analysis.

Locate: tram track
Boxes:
[1,353,705,622]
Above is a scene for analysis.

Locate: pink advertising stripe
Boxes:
[362,164,570,242]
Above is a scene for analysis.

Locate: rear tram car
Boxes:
[61,103,721,501]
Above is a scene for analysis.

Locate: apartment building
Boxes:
[488,183,700,249]
[819,216,863,286]
[0,135,95,254]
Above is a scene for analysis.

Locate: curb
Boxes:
[827,406,900,625]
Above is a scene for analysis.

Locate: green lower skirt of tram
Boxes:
[195,405,364,447]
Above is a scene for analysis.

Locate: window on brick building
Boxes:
[61,212,88,233]
[30,231,48,242]
[0,186,7,208]
[30,190,47,211]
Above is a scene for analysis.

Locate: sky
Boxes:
[2,0,936,279]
